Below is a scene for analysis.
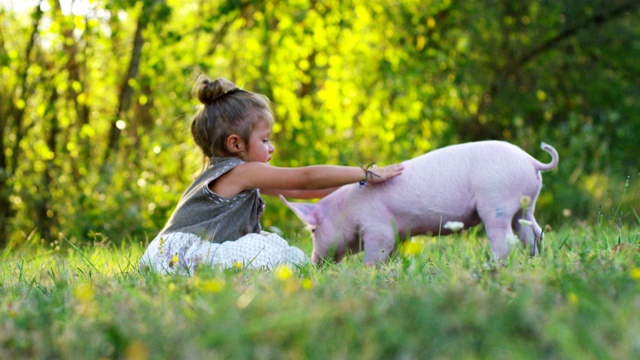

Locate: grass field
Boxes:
[1,223,639,359]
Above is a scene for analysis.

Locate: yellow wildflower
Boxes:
[567,292,578,305]
[630,267,640,280]
[301,278,314,290]
[169,252,179,268]
[274,264,294,281]
[400,239,424,257]
[199,278,226,294]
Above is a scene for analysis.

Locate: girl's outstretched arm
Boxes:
[260,187,339,199]
[210,162,404,198]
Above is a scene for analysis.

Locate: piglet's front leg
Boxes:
[361,224,397,265]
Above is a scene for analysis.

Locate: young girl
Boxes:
[139,75,403,274]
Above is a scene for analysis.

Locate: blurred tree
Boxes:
[0,2,45,247]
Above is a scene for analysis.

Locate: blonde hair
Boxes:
[191,75,273,160]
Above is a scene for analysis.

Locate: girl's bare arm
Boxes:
[260,187,339,199]
[210,163,404,198]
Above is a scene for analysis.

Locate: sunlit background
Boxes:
[1,0,638,246]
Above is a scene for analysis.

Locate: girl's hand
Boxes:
[364,163,404,184]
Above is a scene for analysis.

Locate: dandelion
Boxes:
[274,264,294,281]
[198,278,226,294]
[518,219,533,226]
[169,252,179,268]
[301,278,314,290]
[233,261,243,270]
[567,292,579,305]
[630,267,640,280]
[400,238,424,257]
[520,195,531,209]
[443,221,464,232]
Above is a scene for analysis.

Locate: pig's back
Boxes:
[361,141,539,221]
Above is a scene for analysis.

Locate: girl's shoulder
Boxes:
[209,156,244,167]
[184,157,245,195]
[204,156,244,177]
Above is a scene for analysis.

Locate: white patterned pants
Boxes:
[139,231,310,275]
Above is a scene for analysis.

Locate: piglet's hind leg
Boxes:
[514,215,543,256]
[513,196,544,256]
[478,205,519,259]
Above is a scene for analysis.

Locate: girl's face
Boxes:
[245,119,274,163]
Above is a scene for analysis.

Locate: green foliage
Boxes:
[1,225,639,358]
[0,0,639,245]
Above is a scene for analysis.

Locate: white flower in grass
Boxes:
[518,219,533,226]
[443,221,464,232]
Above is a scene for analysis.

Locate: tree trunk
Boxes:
[35,88,60,242]
[0,1,44,247]
[0,127,10,248]
[55,0,91,182]
[103,11,147,166]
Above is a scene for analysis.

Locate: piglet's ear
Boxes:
[280,195,319,226]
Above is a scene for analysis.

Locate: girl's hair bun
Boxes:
[190,73,273,161]
[194,75,238,105]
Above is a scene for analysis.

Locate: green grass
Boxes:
[1,225,639,359]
